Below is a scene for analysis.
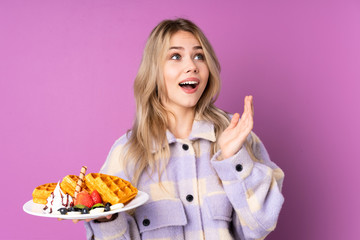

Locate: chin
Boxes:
[181,101,200,109]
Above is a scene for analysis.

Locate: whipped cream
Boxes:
[110,203,124,211]
[43,181,73,214]
[90,208,104,214]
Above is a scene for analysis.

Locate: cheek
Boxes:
[163,65,177,82]
[201,68,210,86]
[201,79,209,92]
[163,68,172,90]
[200,63,209,77]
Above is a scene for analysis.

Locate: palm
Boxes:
[218,96,254,159]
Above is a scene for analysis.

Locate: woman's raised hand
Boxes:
[218,96,254,160]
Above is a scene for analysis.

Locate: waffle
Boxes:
[32,183,57,204]
[60,175,90,197]
[85,173,138,205]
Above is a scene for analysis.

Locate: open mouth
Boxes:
[179,81,199,89]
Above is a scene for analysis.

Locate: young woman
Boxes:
[83,18,284,240]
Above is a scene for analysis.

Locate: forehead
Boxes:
[169,30,201,47]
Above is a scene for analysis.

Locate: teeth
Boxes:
[179,81,198,85]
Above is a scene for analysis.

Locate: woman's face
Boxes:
[162,30,209,112]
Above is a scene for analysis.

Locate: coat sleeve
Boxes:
[84,212,141,240]
[211,132,284,240]
[84,134,141,240]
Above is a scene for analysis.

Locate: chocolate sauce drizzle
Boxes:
[43,191,74,213]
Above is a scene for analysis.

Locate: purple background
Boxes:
[1,0,359,239]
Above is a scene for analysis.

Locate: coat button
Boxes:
[142,219,150,226]
[186,194,194,202]
[182,144,189,150]
[235,164,243,172]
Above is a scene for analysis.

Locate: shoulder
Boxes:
[108,131,133,160]
[110,131,132,151]
[99,131,132,176]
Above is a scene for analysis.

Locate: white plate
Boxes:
[23,191,149,220]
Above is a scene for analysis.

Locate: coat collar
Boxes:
[165,118,216,144]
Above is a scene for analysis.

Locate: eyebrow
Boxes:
[168,46,203,50]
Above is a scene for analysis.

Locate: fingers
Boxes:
[244,95,254,119]
[228,113,240,129]
[235,95,254,133]
[244,95,253,115]
[59,218,80,224]
[250,96,254,117]
[227,96,254,133]
[60,218,97,224]
[239,96,252,120]
[247,95,254,117]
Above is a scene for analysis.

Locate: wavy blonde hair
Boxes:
[123,18,231,186]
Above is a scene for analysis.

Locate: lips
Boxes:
[179,78,200,93]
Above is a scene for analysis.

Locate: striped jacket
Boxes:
[84,117,284,240]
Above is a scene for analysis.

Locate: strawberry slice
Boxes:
[90,190,102,204]
[75,190,94,208]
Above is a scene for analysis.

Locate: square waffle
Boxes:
[60,174,90,197]
[32,183,57,204]
[85,173,138,205]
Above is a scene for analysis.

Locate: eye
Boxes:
[170,53,181,60]
[194,53,205,60]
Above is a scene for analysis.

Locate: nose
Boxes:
[185,59,198,73]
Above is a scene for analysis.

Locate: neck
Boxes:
[166,106,196,139]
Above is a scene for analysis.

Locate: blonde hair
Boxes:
[123,18,230,186]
